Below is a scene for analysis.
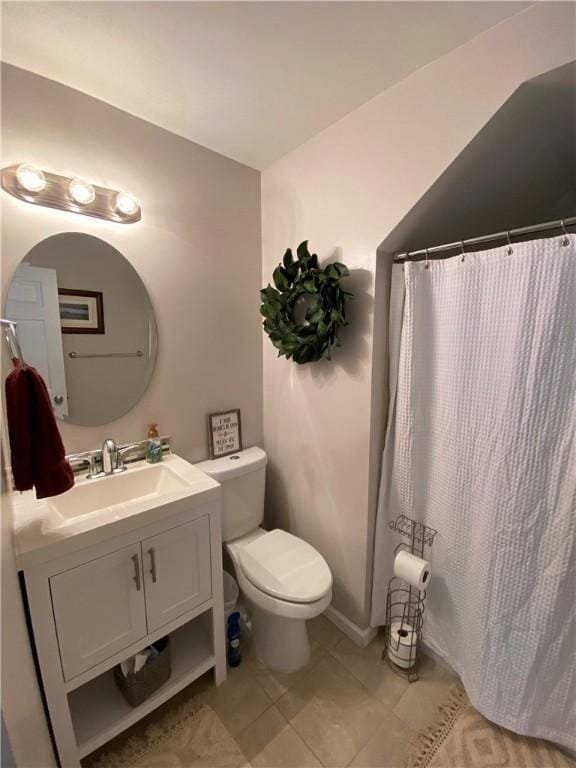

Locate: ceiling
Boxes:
[1,2,531,169]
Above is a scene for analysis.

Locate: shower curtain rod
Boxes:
[394,215,576,262]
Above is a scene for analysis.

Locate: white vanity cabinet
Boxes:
[142,516,212,632]
[51,543,148,680]
[19,496,226,768]
[51,516,213,680]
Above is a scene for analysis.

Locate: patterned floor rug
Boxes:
[405,685,575,768]
[91,697,247,768]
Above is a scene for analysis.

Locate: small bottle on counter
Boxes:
[146,423,163,464]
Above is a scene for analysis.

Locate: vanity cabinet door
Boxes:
[142,516,212,632]
[50,544,147,680]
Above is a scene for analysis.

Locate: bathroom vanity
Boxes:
[14,452,226,768]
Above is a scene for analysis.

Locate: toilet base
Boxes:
[249,602,311,673]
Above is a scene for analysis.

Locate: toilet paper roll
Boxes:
[393,550,431,590]
[387,622,417,669]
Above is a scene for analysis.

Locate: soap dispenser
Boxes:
[146,423,163,464]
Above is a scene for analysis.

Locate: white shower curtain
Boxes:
[371,234,576,750]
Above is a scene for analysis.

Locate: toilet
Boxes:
[197,447,332,673]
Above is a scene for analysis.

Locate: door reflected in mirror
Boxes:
[5,232,158,426]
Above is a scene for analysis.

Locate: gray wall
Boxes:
[1,62,262,767]
[2,63,263,459]
[2,714,17,768]
[380,61,576,257]
[1,448,56,768]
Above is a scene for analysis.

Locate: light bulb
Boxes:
[16,164,46,192]
[115,192,139,216]
[69,178,95,205]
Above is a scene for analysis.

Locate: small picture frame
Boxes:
[207,409,242,459]
[59,289,105,334]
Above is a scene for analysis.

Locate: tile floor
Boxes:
[89,614,459,768]
[206,616,458,768]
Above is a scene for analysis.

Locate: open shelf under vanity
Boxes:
[69,611,214,759]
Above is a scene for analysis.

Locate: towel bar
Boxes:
[68,350,144,359]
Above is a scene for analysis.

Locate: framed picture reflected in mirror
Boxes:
[58,289,105,334]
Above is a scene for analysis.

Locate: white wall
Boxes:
[2,63,263,459]
[261,3,576,627]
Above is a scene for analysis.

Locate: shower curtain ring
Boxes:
[424,248,430,269]
[506,231,513,255]
[560,220,570,246]
[460,241,466,262]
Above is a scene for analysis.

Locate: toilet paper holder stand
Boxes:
[384,515,438,682]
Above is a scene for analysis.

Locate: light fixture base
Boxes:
[1,165,141,224]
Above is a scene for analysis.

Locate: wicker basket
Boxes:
[113,637,171,707]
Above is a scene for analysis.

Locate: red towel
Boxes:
[5,360,74,499]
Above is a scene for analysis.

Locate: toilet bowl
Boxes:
[227,528,332,672]
[196,447,333,673]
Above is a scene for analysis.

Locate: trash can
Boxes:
[223,570,239,619]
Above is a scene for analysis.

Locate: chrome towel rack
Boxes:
[68,350,144,359]
[1,318,26,367]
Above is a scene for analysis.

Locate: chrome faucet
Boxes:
[101,439,141,475]
[101,438,118,475]
[66,437,171,479]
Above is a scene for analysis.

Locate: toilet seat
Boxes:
[226,528,333,620]
[236,564,332,620]
[238,529,332,604]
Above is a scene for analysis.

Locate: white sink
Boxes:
[14,454,221,566]
[48,462,190,522]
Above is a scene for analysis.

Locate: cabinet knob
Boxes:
[54,394,64,405]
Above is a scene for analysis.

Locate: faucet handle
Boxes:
[70,451,102,480]
[114,442,142,473]
[86,452,103,479]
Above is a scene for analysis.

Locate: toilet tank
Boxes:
[196,447,267,542]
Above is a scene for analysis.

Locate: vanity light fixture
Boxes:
[115,192,139,216]
[1,164,141,224]
[16,164,46,193]
[69,178,96,205]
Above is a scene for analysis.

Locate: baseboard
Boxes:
[324,606,378,648]
[420,639,457,674]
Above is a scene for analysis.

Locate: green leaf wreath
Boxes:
[260,241,353,364]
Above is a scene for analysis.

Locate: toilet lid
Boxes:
[238,529,332,603]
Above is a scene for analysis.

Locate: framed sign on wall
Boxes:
[207,409,242,459]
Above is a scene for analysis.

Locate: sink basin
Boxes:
[48,463,189,522]
[13,453,221,568]
[35,453,221,536]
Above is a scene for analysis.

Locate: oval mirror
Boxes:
[5,232,158,426]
